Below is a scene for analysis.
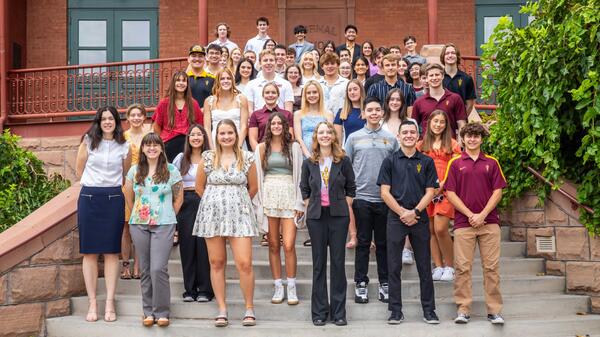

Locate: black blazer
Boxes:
[300,156,356,220]
[335,43,362,63]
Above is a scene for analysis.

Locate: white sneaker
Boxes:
[287,283,299,305]
[432,267,444,281]
[271,284,284,304]
[440,267,455,281]
[402,249,414,265]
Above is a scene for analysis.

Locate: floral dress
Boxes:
[193,150,259,237]
[127,164,182,225]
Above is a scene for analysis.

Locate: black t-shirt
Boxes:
[364,74,384,93]
[377,149,438,210]
[188,75,215,107]
[443,70,476,103]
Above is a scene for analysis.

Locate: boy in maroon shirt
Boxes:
[444,122,506,325]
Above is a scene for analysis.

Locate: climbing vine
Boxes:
[481,0,600,234]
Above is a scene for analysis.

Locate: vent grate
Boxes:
[536,236,556,253]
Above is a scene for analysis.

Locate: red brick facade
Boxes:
[14,0,475,69]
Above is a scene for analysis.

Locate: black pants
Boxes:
[176,190,213,299]
[353,199,388,284]
[307,207,349,321]
[165,134,186,163]
[387,213,435,313]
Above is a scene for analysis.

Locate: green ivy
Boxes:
[0,130,71,232]
[481,0,600,234]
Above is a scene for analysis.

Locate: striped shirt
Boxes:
[344,125,399,202]
[367,79,417,107]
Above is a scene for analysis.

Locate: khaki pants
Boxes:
[454,224,503,315]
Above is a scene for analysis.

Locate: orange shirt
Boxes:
[417,139,461,186]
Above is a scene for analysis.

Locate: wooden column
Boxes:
[198,0,208,45]
[427,0,438,44]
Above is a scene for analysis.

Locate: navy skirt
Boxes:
[78,186,125,254]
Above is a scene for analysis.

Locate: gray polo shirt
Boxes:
[344,125,399,202]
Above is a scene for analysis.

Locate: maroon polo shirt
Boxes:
[443,151,507,230]
[249,106,294,142]
[412,89,467,138]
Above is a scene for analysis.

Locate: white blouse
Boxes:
[172,152,198,189]
[80,135,130,187]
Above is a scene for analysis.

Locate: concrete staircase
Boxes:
[46,226,600,336]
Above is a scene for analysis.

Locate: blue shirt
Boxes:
[127,164,182,225]
[334,107,366,141]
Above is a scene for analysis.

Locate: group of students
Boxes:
[74,17,506,329]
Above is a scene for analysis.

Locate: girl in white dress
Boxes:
[203,68,249,149]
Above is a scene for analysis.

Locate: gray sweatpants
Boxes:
[129,224,175,318]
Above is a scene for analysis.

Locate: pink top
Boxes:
[152,98,203,142]
[320,187,330,206]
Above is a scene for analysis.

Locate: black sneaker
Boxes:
[423,311,440,324]
[378,283,389,303]
[354,282,368,303]
[387,311,404,325]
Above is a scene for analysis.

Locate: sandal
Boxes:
[86,298,98,322]
[215,311,228,327]
[104,299,117,322]
[132,271,141,279]
[173,231,179,246]
[120,261,132,280]
[142,315,155,327]
[303,239,311,247]
[260,234,269,247]
[242,308,256,326]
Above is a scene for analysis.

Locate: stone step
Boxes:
[165,257,544,279]
[168,241,526,260]
[71,294,589,320]
[239,225,511,243]
[100,276,565,299]
[46,314,600,337]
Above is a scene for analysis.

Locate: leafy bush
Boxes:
[0,130,71,232]
[481,0,599,233]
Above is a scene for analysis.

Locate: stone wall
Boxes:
[0,227,85,337]
[503,187,600,313]
[19,136,80,183]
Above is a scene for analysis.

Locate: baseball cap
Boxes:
[189,45,206,55]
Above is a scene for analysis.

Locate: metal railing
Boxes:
[5,55,495,122]
[7,57,188,120]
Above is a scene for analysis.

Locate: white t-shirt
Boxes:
[80,135,130,187]
[209,39,239,52]
[244,35,270,55]
[172,153,198,189]
[245,76,294,111]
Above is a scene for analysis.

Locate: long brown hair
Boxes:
[213,119,244,171]
[383,88,408,122]
[166,71,197,129]
[309,121,345,164]
[420,110,454,154]
[180,124,210,176]
[262,112,293,172]
[135,133,170,185]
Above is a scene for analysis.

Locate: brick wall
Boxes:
[7,0,27,69]
[159,0,200,58]
[504,189,600,313]
[26,0,67,68]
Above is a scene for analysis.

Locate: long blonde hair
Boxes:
[340,79,365,121]
[300,52,321,80]
[211,68,240,104]
[213,119,244,171]
[309,121,345,164]
[298,80,326,117]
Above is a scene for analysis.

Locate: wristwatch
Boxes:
[413,208,421,217]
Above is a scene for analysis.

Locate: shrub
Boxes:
[481,0,600,233]
[0,130,71,231]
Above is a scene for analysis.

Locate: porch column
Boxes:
[198,0,208,45]
[0,0,8,130]
[427,0,438,44]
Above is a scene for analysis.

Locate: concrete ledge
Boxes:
[0,183,81,273]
